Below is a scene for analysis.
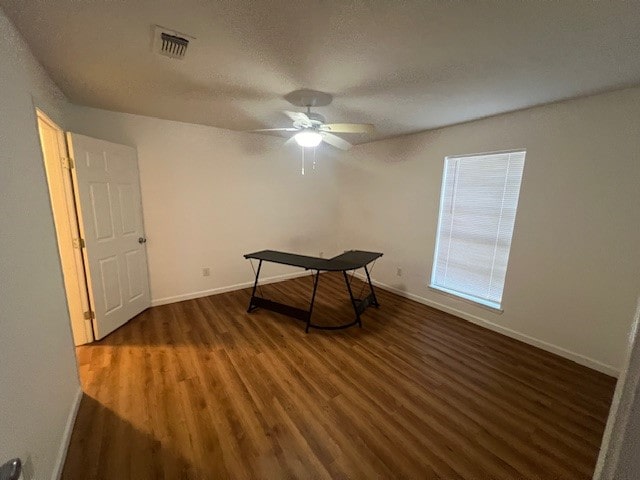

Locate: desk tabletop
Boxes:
[244,250,382,271]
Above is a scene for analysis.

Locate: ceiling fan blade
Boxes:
[249,127,298,132]
[284,136,298,148]
[321,123,375,134]
[321,132,352,151]
[283,110,311,126]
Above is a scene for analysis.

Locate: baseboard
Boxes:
[150,271,311,307]
[52,387,83,480]
[358,274,619,377]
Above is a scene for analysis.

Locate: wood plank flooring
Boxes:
[63,272,616,479]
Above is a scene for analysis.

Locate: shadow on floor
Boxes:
[62,394,203,480]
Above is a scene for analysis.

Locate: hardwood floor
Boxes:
[63,272,616,479]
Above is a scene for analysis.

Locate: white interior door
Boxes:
[67,133,151,340]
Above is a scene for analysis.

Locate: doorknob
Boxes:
[0,458,21,480]
[138,237,147,244]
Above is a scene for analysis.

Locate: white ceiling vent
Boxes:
[153,25,193,60]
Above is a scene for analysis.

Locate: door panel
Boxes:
[125,250,144,300]
[67,133,150,339]
[89,183,114,239]
[100,256,122,313]
[118,184,137,234]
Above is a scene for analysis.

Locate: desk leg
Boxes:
[343,270,362,328]
[247,260,263,312]
[364,265,379,307]
[305,270,320,333]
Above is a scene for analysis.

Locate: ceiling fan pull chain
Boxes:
[312,147,317,170]
[301,147,305,176]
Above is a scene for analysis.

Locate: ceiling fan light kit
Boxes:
[294,130,322,148]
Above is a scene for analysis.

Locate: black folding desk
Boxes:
[244,250,383,332]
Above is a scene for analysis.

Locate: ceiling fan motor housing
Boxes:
[284,89,333,108]
[293,111,326,130]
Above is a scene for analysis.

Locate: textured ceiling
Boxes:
[2,0,640,143]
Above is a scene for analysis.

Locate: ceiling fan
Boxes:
[251,89,374,151]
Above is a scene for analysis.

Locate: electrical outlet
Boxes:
[202,267,210,277]
[397,267,403,277]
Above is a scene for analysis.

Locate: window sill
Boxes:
[428,285,504,314]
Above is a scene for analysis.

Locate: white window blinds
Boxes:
[431,150,526,309]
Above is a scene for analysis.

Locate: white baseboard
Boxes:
[150,271,311,307]
[358,274,619,377]
[52,387,83,480]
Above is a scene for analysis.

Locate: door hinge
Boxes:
[73,238,86,249]
[83,310,95,320]
[61,156,74,170]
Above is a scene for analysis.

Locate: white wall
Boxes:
[0,8,80,480]
[65,106,342,305]
[337,87,640,375]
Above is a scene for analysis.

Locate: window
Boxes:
[430,150,526,310]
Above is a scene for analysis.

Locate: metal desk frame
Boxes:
[244,250,382,332]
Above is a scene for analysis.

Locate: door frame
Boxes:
[36,108,95,345]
